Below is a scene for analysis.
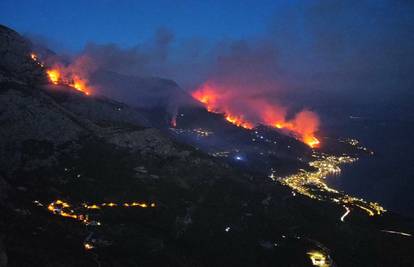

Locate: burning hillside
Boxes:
[30,53,92,95]
[192,81,320,148]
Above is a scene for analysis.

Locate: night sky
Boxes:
[0,0,289,51]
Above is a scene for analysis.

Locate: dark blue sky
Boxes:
[0,0,294,51]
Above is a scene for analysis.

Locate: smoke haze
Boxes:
[30,0,414,115]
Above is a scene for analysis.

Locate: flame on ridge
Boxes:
[192,81,320,148]
[30,53,92,95]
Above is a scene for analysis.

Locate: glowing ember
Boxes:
[171,116,177,127]
[192,81,320,147]
[71,75,90,95]
[84,243,94,250]
[46,69,60,85]
[225,114,253,129]
[304,136,320,148]
[30,53,38,61]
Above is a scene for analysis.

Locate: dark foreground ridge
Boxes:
[0,24,413,267]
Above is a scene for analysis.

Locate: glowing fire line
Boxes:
[30,52,91,95]
[192,83,320,148]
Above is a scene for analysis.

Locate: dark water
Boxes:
[320,105,414,217]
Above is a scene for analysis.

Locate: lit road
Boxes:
[340,206,351,222]
[381,230,412,237]
[36,199,156,227]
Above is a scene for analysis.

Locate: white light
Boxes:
[340,206,351,222]
[235,156,243,161]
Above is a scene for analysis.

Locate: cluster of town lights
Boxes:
[277,153,386,218]
[307,250,331,267]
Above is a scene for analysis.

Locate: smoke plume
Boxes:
[31,0,414,135]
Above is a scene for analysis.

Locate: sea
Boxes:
[320,102,414,217]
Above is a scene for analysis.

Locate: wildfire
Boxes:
[30,52,92,95]
[192,85,218,112]
[192,84,254,129]
[45,67,91,95]
[46,70,60,84]
[225,114,254,129]
[304,136,320,148]
[192,82,321,148]
[71,75,91,95]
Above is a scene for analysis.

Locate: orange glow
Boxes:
[47,200,79,220]
[29,52,92,96]
[45,199,156,229]
[171,116,177,127]
[191,83,254,129]
[29,52,45,67]
[131,202,148,208]
[45,68,92,95]
[46,69,60,84]
[86,204,100,209]
[71,76,91,95]
[304,136,320,148]
[30,53,38,61]
[191,84,219,112]
[192,81,321,148]
[84,243,94,250]
[225,114,254,129]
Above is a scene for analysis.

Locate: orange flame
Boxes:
[192,84,218,112]
[46,69,60,85]
[71,75,91,95]
[304,136,320,148]
[45,67,91,95]
[30,52,92,95]
[225,114,254,129]
[191,83,253,129]
[192,82,320,148]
